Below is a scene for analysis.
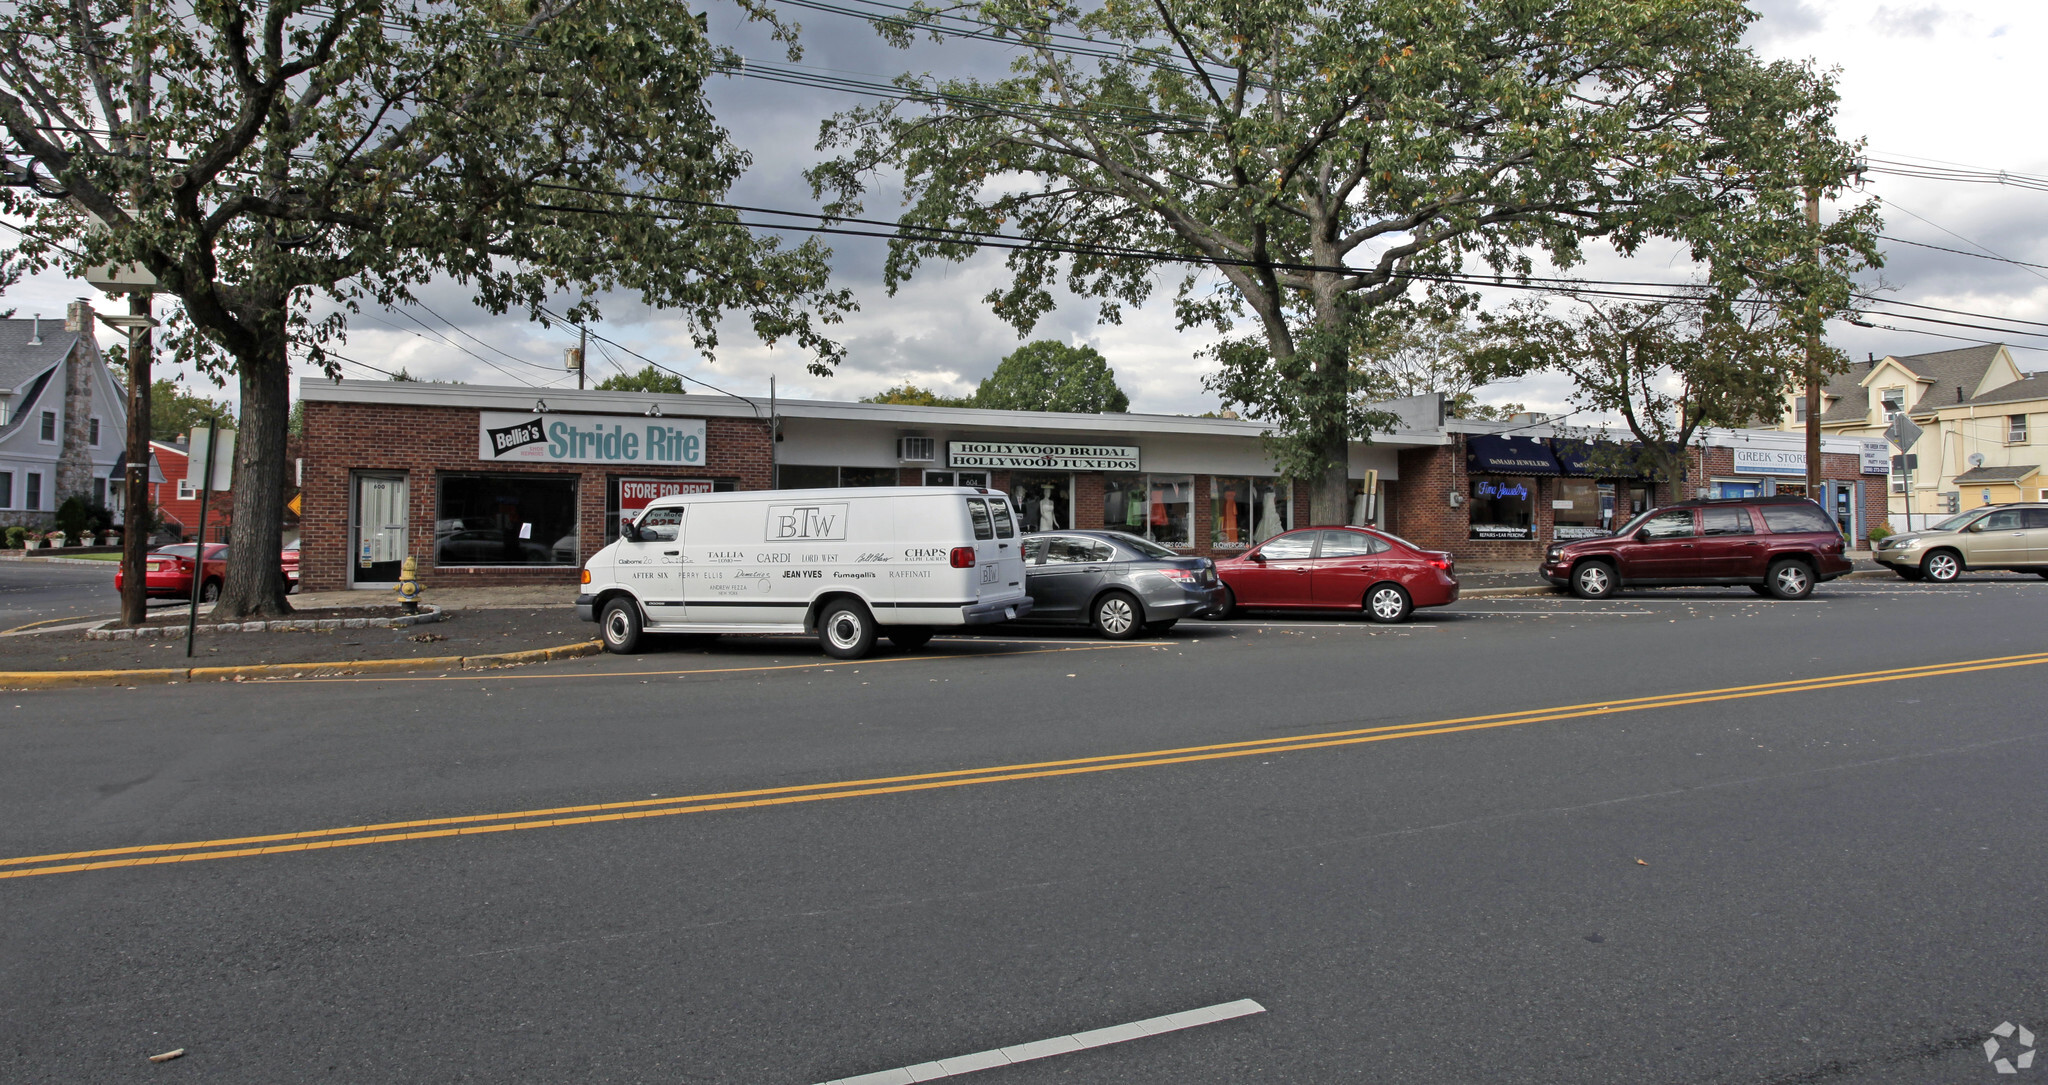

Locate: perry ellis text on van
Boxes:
[766,503,849,541]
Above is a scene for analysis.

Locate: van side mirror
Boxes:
[618,521,640,543]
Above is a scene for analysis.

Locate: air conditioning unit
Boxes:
[897,436,936,463]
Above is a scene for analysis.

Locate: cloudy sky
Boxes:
[6,0,2043,417]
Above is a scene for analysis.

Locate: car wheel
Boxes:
[600,598,643,654]
[1766,559,1814,600]
[1570,561,1616,599]
[819,599,878,659]
[1091,591,1143,640]
[1921,550,1962,583]
[1203,585,1236,620]
[886,626,935,651]
[1365,583,1412,624]
[198,579,221,603]
[1140,619,1178,636]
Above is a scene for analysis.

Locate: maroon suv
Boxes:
[1539,497,1853,599]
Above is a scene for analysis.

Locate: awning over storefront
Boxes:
[1552,438,1659,478]
[1465,434,1560,475]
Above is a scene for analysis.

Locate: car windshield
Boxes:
[155,544,195,558]
[1101,531,1179,559]
[1927,510,1986,532]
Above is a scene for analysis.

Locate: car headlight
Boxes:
[1545,547,1564,563]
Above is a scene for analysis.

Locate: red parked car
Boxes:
[114,543,230,602]
[1210,526,1459,623]
[281,539,301,593]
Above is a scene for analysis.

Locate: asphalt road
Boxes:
[0,559,130,632]
[3,578,2046,1084]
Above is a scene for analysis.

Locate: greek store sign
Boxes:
[479,411,706,467]
[948,441,1141,471]
[1732,447,1806,476]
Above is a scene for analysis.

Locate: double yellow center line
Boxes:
[6,649,2044,881]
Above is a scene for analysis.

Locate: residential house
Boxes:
[1769,343,2034,525]
[0,301,130,530]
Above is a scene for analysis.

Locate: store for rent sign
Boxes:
[619,477,714,515]
[948,441,1140,470]
[479,411,706,466]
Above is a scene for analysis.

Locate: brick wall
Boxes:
[300,402,772,591]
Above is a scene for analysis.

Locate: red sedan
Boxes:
[114,543,230,602]
[1210,526,1458,623]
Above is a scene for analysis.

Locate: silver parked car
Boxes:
[1018,531,1226,638]
[1873,503,2048,581]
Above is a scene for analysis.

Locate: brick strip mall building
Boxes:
[297,381,1891,592]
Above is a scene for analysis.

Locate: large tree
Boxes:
[974,340,1128,412]
[2,0,851,617]
[813,0,1873,522]
[147,377,237,441]
[861,382,976,407]
[595,365,687,394]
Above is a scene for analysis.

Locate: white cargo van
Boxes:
[576,487,1032,659]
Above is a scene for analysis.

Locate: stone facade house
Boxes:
[0,301,130,531]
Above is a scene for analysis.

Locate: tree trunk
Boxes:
[215,316,294,619]
[1310,427,1349,526]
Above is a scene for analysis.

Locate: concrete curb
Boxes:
[0,640,603,690]
[85,605,446,640]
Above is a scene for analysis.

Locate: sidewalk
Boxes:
[0,588,594,684]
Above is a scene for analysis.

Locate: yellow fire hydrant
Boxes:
[396,555,423,614]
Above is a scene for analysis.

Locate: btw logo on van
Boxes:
[766,504,848,541]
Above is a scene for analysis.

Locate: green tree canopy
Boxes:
[860,383,976,407]
[2,0,851,617]
[596,366,688,394]
[813,0,1878,522]
[148,379,237,442]
[974,341,1129,413]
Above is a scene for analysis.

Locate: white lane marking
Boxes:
[812,998,1267,1085]
[1442,609,1656,617]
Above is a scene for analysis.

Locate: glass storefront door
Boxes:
[352,472,409,585]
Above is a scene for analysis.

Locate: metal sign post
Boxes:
[184,420,234,658]
[1885,415,1923,532]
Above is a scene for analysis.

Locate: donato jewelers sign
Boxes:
[948,441,1141,471]
[479,411,706,467]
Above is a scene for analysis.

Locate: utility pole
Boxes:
[118,0,153,628]
[1803,186,1824,503]
[577,324,587,391]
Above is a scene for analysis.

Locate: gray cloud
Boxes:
[1871,5,1947,37]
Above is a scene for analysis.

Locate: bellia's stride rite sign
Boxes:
[479,411,707,467]
[947,441,1140,471]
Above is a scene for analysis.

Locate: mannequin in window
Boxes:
[1254,484,1282,543]
[1220,484,1240,544]
[1038,483,1059,532]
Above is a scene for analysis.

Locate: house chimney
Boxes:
[1867,352,1874,363]
[1957,385,1965,403]
[64,298,91,332]
[28,314,41,345]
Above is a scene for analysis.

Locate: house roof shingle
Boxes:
[1818,343,2010,424]
[0,316,81,393]
[1952,464,2040,485]
[1956,374,2048,408]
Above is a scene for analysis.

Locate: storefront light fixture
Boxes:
[645,402,664,417]
[533,399,550,413]
[1448,490,1462,507]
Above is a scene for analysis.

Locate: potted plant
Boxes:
[44,530,66,548]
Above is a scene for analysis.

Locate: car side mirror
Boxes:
[618,521,640,543]
[1248,551,1266,563]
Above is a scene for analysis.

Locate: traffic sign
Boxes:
[287,492,302,517]
[1885,413,1922,452]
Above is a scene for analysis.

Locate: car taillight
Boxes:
[1154,568,1198,582]
[1429,558,1452,571]
[949,546,976,568]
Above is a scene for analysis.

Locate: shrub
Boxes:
[2,525,25,549]
[1867,522,1894,545]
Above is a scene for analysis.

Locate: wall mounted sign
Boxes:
[947,441,1140,471]
[1732,447,1807,476]
[1860,439,1892,475]
[478,411,706,467]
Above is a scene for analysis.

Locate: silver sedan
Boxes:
[1016,531,1227,639]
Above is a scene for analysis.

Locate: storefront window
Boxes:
[1010,472,1072,532]
[1250,478,1292,543]
[604,477,733,543]
[840,466,897,487]
[436,473,578,566]
[1102,473,1194,547]
[1212,477,1253,549]
[1553,478,1607,539]
[924,470,990,488]
[777,465,897,488]
[1469,476,1535,540]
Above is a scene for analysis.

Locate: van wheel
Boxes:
[886,626,934,651]
[1091,591,1142,640]
[1766,559,1814,600]
[1570,561,1616,599]
[1922,550,1962,582]
[819,600,878,659]
[600,598,644,653]
[1365,583,1412,623]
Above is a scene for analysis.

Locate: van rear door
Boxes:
[966,496,1026,603]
